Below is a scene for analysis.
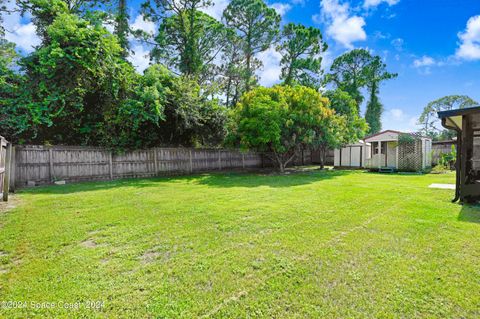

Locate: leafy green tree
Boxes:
[364,56,397,134]
[153,10,228,81]
[313,89,368,169]
[0,39,27,141]
[325,89,368,144]
[230,85,340,172]
[418,95,478,138]
[223,0,280,91]
[277,23,327,88]
[0,40,19,98]
[13,12,136,145]
[107,64,228,147]
[0,0,9,36]
[143,0,225,80]
[103,64,167,149]
[325,48,373,113]
[436,129,456,141]
[159,73,228,146]
[16,0,110,42]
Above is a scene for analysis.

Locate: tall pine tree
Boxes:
[365,82,383,134]
[115,0,130,58]
[223,0,280,91]
[364,56,397,134]
[276,23,327,89]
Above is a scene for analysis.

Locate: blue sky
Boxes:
[3,0,480,132]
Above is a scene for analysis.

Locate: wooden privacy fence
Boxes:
[432,140,456,165]
[13,145,313,188]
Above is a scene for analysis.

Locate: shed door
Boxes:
[350,147,361,167]
[341,147,351,166]
[386,142,397,168]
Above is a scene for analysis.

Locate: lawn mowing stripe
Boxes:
[200,194,410,318]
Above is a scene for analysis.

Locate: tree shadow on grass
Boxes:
[194,169,355,188]
[17,174,201,195]
[458,204,480,224]
[17,168,356,194]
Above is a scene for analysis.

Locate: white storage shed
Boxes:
[333,130,433,172]
[364,130,432,171]
[334,141,371,168]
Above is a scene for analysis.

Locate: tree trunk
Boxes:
[245,53,251,91]
[319,145,326,170]
[115,0,130,58]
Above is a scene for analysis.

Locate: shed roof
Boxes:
[364,130,430,141]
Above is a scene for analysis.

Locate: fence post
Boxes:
[48,148,54,182]
[218,150,222,170]
[3,143,12,201]
[242,153,245,169]
[9,146,15,193]
[153,148,158,176]
[189,149,193,173]
[109,151,113,179]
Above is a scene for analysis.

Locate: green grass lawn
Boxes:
[0,169,479,318]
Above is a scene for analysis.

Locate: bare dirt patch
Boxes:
[140,251,162,264]
[140,246,173,264]
[0,195,20,213]
[81,239,97,248]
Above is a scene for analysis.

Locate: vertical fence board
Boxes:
[3,143,12,201]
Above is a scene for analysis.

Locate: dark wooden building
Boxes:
[438,106,480,203]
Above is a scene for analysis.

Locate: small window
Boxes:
[372,142,386,155]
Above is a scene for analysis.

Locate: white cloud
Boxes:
[5,22,40,53]
[200,0,229,20]
[382,109,419,132]
[455,15,480,60]
[373,31,389,40]
[131,15,156,35]
[321,50,334,71]
[319,0,366,48]
[128,44,151,73]
[413,55,435,68]
[364,0,399,8]
[312,13,322,24]
[389,108,404,120]
[3,1,41,52]
[270,3,292,16]
[391,38,404,51]
[103,22,115,34]
[329,16,366,48]
[256,48,282,86]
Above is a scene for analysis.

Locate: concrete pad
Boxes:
[429,184,455,190]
